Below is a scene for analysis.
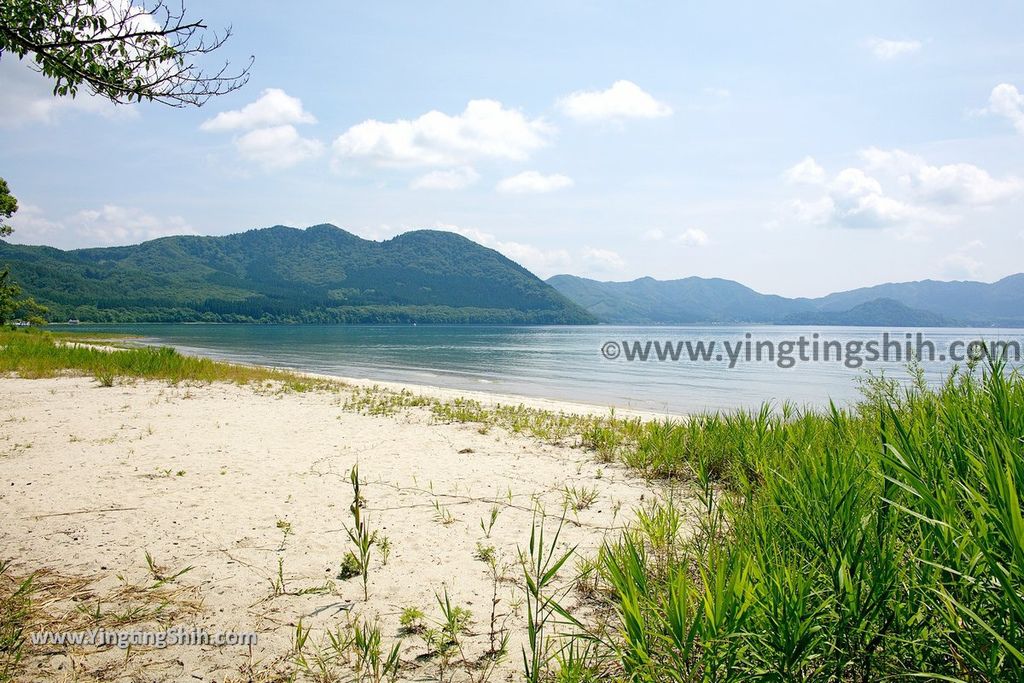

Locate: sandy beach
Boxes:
[0,375,670,682]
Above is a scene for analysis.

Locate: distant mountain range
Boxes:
[0,225,595,324]
[548,274,1024,327]
[3,224,1021,326]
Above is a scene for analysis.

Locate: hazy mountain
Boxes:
[548,274,1024,326]
[0,225,596,324]
[812,275,1024,326]
[782,298,954,327]
[545,274,808,324]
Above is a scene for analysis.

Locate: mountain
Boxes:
[0,225,596,324]
[812,275,1024,326]
[548,274,1024,326]
[545,275,808,324]
[781,298,954,327]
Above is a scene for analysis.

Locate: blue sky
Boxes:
[2,1,1023,296]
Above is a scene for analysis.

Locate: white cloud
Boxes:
[74,205,196,245]
[786,197,837,226]
[784,156,827,185]
[410,167,480,190]
[0,58,136,127]
[437,224,572,277]
[673,228,710,247]
[941,252,982,278]
[557,80,672,122]
[200,88,316,132]
[865,37,922,60]
[782,149,1020,230]
[496,171,573,194]
[234,125,324,170]
[433,224,625,278]
[9,204,195,249]
[984,83,1024,134]
[333,100,552,168]
[199,89,321,170]
[861,147,1024,205]
[581,247,626,272]
[828,167,920,228]
[6,204,65,244]
[640,227,710,246]
[941,241,985,279]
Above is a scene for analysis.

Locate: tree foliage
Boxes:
[0,178,16,237]
[0,0,250,106]
[0,268,48,325]
[0,179,48,325]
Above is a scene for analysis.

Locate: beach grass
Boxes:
[0,327,334,391]
[540,359,1024,682]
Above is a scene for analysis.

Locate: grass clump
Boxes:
[534,358,1024,682]
[291,616,402,683]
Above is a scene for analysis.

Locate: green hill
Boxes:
[0,225,596,324]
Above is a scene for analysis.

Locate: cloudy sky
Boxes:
[2,1,1023,297]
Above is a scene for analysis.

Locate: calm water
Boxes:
[63,324,1024,414]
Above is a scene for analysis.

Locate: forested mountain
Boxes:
[0,225,596,324]
[548,274,1024,326]
[546,274,807,324]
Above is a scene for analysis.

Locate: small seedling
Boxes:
[276,519,293,549]
[375,535,392,565]
[399,606,426,634]
[563,484,599,512]
[144,551,192,587]
[480,504,501,538]
[475,542,496,564]
[343,465,373,600]
[432,499,456,526]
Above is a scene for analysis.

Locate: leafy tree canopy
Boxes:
[0,178,16,237]
[0,267,48,325]
[0,0,251,106]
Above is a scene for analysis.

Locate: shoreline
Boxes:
[113,335,689,420]
[285,369,684,421]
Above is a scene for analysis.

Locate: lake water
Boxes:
[63,324,1024,415]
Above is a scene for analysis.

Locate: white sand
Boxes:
[0,376,671,682]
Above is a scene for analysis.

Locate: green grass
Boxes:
[0,562,33,683]
[539,359,1024,682]
[0,327,335,391]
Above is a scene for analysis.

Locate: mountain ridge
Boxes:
[547,273,1024,326]
[0,225,596,324]
[4,224,1021,326]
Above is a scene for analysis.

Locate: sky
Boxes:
[2,1,1024,297]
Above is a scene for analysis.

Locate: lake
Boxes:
[62,324,1024,414]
